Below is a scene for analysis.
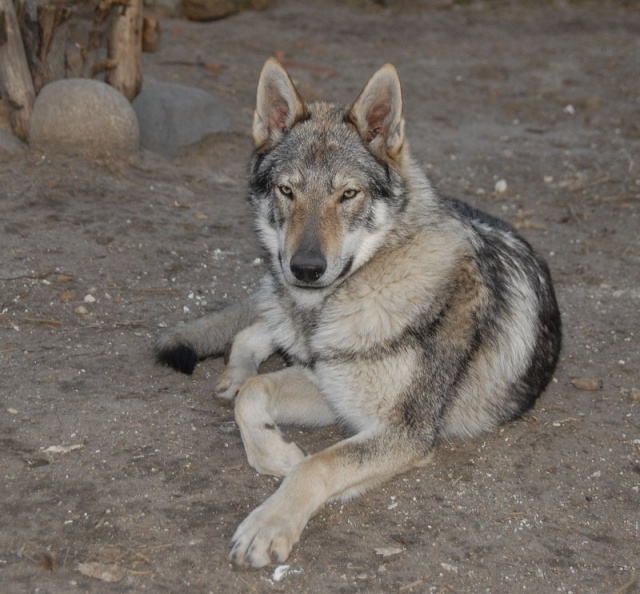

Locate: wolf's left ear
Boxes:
[349,64,405,160]
[253,58,308,149]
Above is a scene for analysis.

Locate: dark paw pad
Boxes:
[156,344,198,375]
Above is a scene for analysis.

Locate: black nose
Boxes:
[290,251,327,283]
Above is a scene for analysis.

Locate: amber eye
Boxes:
[278,185,293,198]
[341,189,358,202]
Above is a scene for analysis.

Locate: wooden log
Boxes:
[34,2,70,91]
[13,1,70,93]
[9,0,72,94]
[142,15,159,53]
[0,0,36,139]
[82,0,115,79]
[106,0,142,101]
[13,0,37,74]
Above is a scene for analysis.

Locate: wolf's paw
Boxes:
[229,504,300,568]
[155,342,198,375]
[215,365,252,400]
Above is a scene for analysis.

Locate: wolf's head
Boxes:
[248,59,412,299]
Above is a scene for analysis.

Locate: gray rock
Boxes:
[143,0,183,17]
[29,79,140,157]
[0,129,28,158]
[132,82,231,158]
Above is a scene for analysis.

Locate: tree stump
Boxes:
[106,0,142,101]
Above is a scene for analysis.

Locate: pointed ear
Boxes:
[349,64,405,159]
[253,58,308,149]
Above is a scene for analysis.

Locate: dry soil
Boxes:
[1,2,639,593]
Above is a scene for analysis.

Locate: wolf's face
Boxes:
[248,60,409,294]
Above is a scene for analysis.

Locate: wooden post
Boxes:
[14,0,71,93]
[0,0,36,140]
[33,1,70,91]
[106,0,142,101]
[142,15,159,53]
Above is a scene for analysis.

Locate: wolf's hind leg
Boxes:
[234,367,336,478]
[216,318,277,400]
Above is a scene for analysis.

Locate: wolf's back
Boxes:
[436,195,562,437]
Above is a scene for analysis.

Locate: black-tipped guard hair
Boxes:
[155,343,198,375]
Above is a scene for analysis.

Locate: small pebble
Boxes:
[571,378,602,391]
[272,564,300,582]
[7,408,19,415]
[75,305,89,315]
[83,294,96,303]
[375,546,403,557]
[59,290,76,303]
[495,179,508,193]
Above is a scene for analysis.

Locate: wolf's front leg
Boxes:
[229,430,428,568]
[216,319,275,400]
[234,367,336,477]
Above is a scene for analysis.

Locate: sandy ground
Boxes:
[1,1,639,592]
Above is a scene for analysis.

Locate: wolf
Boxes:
[155,58,562,568]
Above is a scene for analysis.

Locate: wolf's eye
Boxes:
[341,189,358,202]
[278,185,293,199]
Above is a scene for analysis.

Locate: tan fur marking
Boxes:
[313,222,465,353]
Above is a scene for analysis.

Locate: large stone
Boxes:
[0,129,28,158]
[29,79,140,157]
[132,81,231,159]
[143,0,183,17]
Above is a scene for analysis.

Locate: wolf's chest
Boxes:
[266,297,420,429]
[264,300,315,364]
[310,347,421,431]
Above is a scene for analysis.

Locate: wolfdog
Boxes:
[156,58,561,568]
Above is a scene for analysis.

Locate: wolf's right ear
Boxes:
[253,58,308,149]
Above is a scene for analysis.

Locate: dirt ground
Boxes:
[1,1,639,592]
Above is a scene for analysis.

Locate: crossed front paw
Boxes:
[229,505,301,568]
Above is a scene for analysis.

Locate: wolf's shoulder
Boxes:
[439,196,516,235]
[433,195,540,262]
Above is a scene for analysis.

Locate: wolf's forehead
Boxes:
[298,102,359,146]
[283,167,362,193]
[279,127,369,181]
[278,139,371,191]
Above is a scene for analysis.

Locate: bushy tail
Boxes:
[155,296,257,375]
